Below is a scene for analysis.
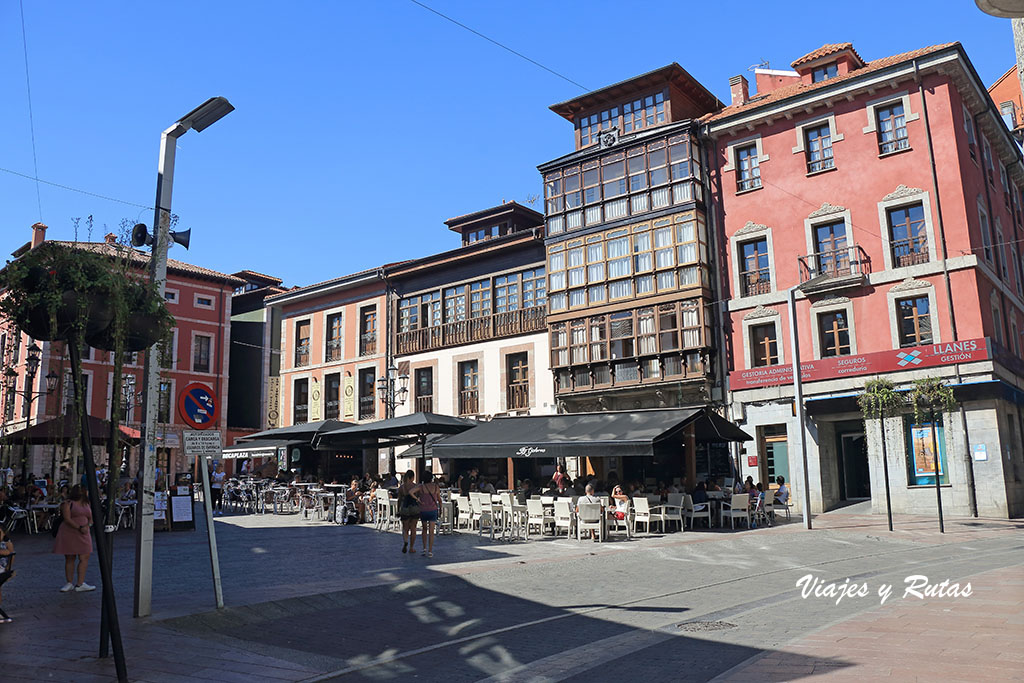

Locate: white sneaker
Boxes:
[74,582,96,592]
[59,582,74,593]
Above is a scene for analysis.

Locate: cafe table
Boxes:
[28,502,60,533]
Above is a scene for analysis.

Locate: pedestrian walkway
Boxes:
[714,564,1024,682]
[0,506,1019,681]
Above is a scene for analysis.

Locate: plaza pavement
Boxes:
[0,502,1021,682]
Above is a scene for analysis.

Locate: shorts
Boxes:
[610,511,625,520]
[419,510,438,522]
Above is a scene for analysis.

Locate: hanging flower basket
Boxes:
[85,279,173,352]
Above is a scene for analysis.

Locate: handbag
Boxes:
[50,504,65,538]
[398,493,420,518]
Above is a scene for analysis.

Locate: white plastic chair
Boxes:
[526,498,553,538]
[576,503,603,542]
[454,495,472,530]
[632,496,654,534]
[553,499,573,537]
[763,489,776,524]
[721,494,750,529]
[684,494,711,529]
[607,499,631,540]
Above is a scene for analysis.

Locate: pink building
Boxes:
[705,42,1024,517]
[1,224,242,483]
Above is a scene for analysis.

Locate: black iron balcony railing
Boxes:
[294,344,310,368]
[358,395,375,420]
[891,236,929,268]
[325,338,343,362]
[739,268,771,297]
[798,245,870,284]
[397,305,546,355]
[359,332,377,357]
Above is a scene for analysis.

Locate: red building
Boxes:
[1,224,242,484]
[706,42,1024,517]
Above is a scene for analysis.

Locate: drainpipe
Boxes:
[914,59,978,517]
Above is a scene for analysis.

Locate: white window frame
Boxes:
[809,298,857,359]
[791,112,845,158]
[193,293,216,310]
[876,187,939,272]
[730,222,776,300]
[289,372,312,425]
[191,331,215,374]
[63,368,94,415]
[886,281,941,349]
[164,288,179,304]
[991,291,1004,346]
[963,104,977,161]
[159,328,178,371]
[721,133,769,186]
[741,309,785,369]
[996,218,1008,280]
[322,305,346,366]
[156,377,176,424]
[862,90,920,151]
[803,204,853,262]
[978,199,993,262]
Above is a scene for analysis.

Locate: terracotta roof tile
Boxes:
[49,241,245,286]
[704,43,957,124]
[790,43,861,69]
[232,269,282,285]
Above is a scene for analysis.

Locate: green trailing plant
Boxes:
[858,377,905,532]
[858,378,905,419]
[0,243,120,340]
[907,377,957,423]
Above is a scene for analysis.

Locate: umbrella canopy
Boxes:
[395,433,452,459]
[239,420,353,442]
[314,412,477,450]
[0,413,140,446]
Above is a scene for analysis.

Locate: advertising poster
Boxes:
[911,425,943,477]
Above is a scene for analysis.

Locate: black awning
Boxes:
[431,407,750,460]
[221,439,296,459]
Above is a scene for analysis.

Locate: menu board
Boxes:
[171,494,194,523]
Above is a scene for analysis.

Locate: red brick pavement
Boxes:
[717,564,1024,682]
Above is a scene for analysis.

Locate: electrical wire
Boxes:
[407,0,588,91]
[0,165,153,211]
[18,0,42,221]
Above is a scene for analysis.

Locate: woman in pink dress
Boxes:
[52,485,95,593]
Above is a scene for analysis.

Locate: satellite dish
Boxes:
[131,223,153,248]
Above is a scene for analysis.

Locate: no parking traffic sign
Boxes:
[178,382,219,429]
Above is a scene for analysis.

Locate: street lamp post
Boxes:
[376,365,408,473]
[134,97,233,619]
[5,343,58,479]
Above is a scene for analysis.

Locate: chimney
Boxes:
[729,75,749,106]
[30,222,47,248]
[104,233,118,245]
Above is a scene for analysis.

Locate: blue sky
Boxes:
[0,1,1014,288]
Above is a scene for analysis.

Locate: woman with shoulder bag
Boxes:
[397,470,420,554]
[52,485,95,593]
[415,471,441,558]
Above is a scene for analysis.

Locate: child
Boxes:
[0,526,15,623]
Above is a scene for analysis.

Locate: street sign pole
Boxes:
[185,430,224,609]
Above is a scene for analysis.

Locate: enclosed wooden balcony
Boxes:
[396,305,546,355]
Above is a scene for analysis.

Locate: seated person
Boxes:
[691,481,709,504]
[347,479,366,522]
[575,484,603,540]
[775,476,790,505]
[478,479,496,495]
[543,479,560,496]
[706,479,721,492]
[609,485,629,521]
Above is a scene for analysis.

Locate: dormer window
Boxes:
[812,63,838,82]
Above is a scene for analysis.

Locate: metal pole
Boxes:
[930,407,945,534]
[199,454,224,609]
[879,416,894,532]
[134,124,182,618]
[787,287,813,530]
[69,341,128,682]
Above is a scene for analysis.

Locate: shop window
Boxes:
[904,416,948,486]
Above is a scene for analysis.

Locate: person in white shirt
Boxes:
[211,464,226,515]
[775,476,790,505]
